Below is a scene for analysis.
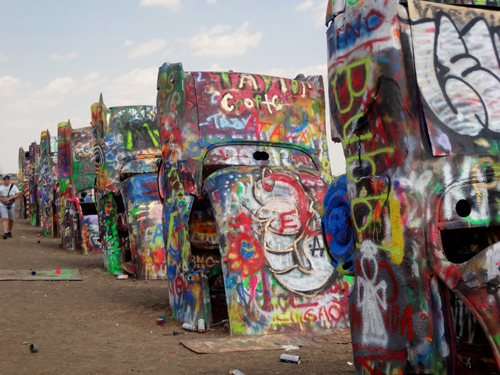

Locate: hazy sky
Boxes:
[0,0,346,175]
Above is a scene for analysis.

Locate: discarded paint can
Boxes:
[182,323,197,332]
[31,271,36,275]
[29,344,38,353]
[279,354,301,364]
[55,269,61,275]
[156,318,164,326]
[229,370,245,375]
[160,316,166,323]
[198,319,206,333]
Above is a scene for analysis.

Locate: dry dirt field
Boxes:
[0,220,355,375]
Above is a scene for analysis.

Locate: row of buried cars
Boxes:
[18,68,353,335]
[17,0,500,372]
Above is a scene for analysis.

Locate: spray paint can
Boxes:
[279,354,301,364]
[229,370,245,375]
[198,319,206,333]
[182,323,197,332]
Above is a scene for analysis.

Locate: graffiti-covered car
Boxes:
[157,62,352,335]
[57,121,101,254]
[27,142,40,226]
[39,130,58,237]
[91,95,166,279]
[18,147,31,219]
[325,0,500,372]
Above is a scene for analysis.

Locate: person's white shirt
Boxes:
[0,183,20,201]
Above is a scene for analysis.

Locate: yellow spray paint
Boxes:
[389,194,404,264]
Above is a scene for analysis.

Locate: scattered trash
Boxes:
[22,342,28,345]
[121,261,134,275]
[21,236,26,238]
[182,323,197,332]
[281,345,300,351]
[230,370,245,375]
[116,324,119,326]
[279,354,301,364]
[180,333,308,354]
[116,274,128,280]
[160,316,166,323]
[31,271,36,276]
[347,362,353,366]
[164,330,185,336]
[150,331,153,334]
[156,318,164,326]
[37,241,40,243]
[210,319,228,328]
[55,269,61,275]
[198,319,206,333]
[29,344,38,353]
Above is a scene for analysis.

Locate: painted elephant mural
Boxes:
[91,95,166,279]
[326,0,500,372]
[157,62,351,335]
[57,121,101,254]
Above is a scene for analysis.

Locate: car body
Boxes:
[39,130,58,237]
[156,62,352,335]
[18,147,31,219]
[58,121,101,254]
[91,95,166,279]
[325,0,500,372]
[27,142,40,226]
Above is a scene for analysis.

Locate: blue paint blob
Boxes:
[321,175,355,272]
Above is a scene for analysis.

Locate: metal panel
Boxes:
[204,166,349,335]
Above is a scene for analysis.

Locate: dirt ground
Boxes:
[0,220,355,375]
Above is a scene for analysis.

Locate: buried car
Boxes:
[57,120,101,254]
[18,147,31,220]
[157,62,352,335]
[91,95,166,279]
[39,130,58,237]
[27,142,40,227]
[325,0,500,372]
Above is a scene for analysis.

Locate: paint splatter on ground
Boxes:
[0,269,81,281]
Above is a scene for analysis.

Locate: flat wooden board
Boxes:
[181,334,310,354]
[0,269,82,281]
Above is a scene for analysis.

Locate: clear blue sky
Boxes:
[0,0,345,175]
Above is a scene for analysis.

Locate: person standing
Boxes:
[0,175,22,239]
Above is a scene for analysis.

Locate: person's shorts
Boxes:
[0,203,15,221]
